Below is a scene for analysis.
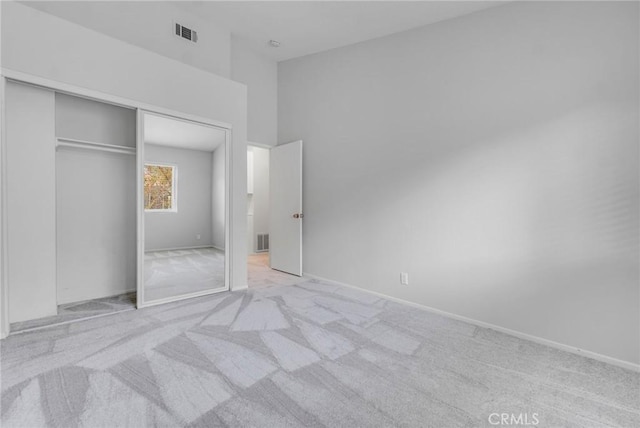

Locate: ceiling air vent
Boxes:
[175,23,198,43]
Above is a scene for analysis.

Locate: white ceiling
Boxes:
[144,113,226,151]
[25,1,503,63]
[181,1,503,61]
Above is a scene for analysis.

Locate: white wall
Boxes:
[231,37,278,146]
[279,1,639,364]
[251,146,270,247]
[145,145,213,251]
[57,148,136,305]
[56,93,136,147]
[23,1,231,78]
[1,2,248,301]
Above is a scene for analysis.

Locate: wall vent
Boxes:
[257,234,269,252]
[175,23,198,43]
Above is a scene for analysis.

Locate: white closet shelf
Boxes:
[56,137,136,155]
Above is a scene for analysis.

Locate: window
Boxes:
[144,164,177,211]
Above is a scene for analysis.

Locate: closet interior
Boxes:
[56,93,137,308]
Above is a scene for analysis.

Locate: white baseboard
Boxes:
[231,285,248,292]
[303,272,640,373]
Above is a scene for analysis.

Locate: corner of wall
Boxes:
[230,37,278,147]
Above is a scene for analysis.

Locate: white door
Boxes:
[5,81,58,323]
[269,140,303,276]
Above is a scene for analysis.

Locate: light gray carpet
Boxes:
[1,279,639,427]
[10,293,136,333]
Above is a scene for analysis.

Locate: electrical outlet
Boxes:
[400,272,409,285]
[196,234,201,240]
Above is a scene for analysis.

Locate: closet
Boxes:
[4,79,230,329]
[5,81,137,324]
[55,93,137,305]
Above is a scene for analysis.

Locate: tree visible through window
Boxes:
[144,164,176,211]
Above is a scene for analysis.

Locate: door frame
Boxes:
[0,75,8,339]
[0,68,234,335]
[136,110,232,308]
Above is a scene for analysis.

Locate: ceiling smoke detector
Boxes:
[268,40,281,48]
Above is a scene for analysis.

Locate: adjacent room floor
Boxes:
[248,252,303,289]
[1,266,638,427]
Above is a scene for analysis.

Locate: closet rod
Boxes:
[56,137,136,155]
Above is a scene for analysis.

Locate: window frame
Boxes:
[144,162,178,213]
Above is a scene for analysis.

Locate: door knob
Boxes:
[292,213,304,219]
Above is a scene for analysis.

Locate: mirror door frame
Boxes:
[136,109,231,308]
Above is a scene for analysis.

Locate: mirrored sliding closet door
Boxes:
[138,111,229,307]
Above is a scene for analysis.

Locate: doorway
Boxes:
[247,145,272,287]
[247,141,304,288]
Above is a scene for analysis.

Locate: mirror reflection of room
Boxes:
[143,113,226,303]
